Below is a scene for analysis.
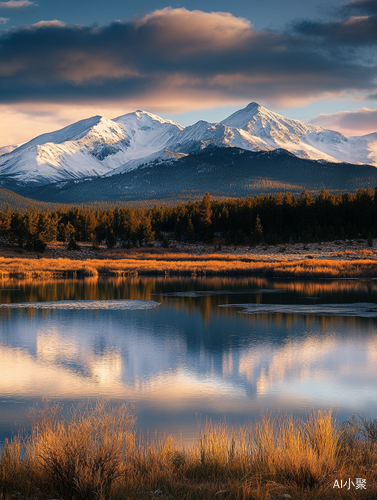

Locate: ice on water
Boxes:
[220,302,377,318]
[0,299,160,310]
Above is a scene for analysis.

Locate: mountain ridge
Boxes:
[0,103,376,190]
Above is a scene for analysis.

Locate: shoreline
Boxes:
[1,239,377,279]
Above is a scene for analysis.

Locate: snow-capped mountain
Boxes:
[0,111,182,184]
[0,103,376,185]
[222,102,377,165]
[107,104,377,176]
[106,118,271,176]
[0,143,23,156]
[169,119,270,153]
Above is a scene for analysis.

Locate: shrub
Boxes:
[25,400,135,500]
[67,237,80,251]
[33,236,47,253]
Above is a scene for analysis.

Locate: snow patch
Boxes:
[220,302,377,318]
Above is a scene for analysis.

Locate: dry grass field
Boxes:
[1,402,377,500]
[0,239,377,279]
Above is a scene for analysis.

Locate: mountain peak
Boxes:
[113,110,183,130]
[222,102,268,129]
[244,102,261,111]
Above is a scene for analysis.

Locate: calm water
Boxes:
[1,276,377,443]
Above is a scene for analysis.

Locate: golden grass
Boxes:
[1,403,377,499]
[0,253,377,279]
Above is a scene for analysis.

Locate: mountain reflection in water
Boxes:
[0,276,376,443]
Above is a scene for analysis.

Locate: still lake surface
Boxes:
[1,276,377,443]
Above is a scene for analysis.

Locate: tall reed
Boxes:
[19,400,134,499]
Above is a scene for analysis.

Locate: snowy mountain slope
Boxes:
[0,144,23,156]
[113,110,183,150]
[346,133,377,166]
[16,146,377,205]
[109,119,272,175]
[166,120,271,153]
[0,111,183,184]
[0,102,376,186]
[0,116,126,183]
[222,102,377,165]
[107,149,188,176]
[108,111,184,172]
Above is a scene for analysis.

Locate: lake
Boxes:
[1,276,377,444]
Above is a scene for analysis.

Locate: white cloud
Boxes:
[31,20,65,28]
[0,16,8,23]
[0,1,36,8]
[310,107,377,135]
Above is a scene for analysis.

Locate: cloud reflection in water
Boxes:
[1,278,377,441]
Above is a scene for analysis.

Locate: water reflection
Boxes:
[0,277,377,442]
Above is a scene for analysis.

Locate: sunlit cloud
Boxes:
[134,7,252,52]
[0,0,36,8]
[31,19,65,28]
[0,7,374,110]
[310,107,377,135]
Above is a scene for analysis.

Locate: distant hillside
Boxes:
[0,184,188,210]
[0,186,61,211]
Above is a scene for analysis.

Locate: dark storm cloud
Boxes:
[293,0,377,45]
[340,0,377,15]
[0,8,376,106]
[293,15,377,45]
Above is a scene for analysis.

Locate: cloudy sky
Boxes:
[0,0,376,145]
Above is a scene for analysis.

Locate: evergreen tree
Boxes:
[10,211,26,247]
[198,192,213,242]
[23,207,39,250]
[185,218,196,242]
[67,237,80,250]
[162,233,170,248]
[0,205,12,240]
[250,214,263,245]
[38,209,57,244]
[106,229,117,249]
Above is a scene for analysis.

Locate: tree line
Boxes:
[0,188,377,251]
